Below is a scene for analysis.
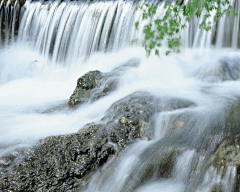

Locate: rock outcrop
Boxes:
[0,90,195,191]
[0,124,114,192]
[204,100,240,192]
[68,58,140,107]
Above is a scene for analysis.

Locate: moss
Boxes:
[74,89,80,100]
[120,117,127,124]
[236,161,240,168]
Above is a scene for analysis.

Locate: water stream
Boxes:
[0,0,240,191]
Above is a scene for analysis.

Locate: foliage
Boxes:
[134,0,237,56]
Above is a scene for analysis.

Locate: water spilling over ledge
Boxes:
[0,0,240,62]
[0,0,240,192]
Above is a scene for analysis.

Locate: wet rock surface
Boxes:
[0,124,115,192]
[1,72,239,192]
[68,70,103,107]
[0,90,194,191]
[68,58,140,107]
[226,100,240,136]
[194,56,240,83]
[209,134,240,192]
[103,92,195,148]
[118,146,188,192]
[210,184,224,192]
[207,100,240,192]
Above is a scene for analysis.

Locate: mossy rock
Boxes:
[208,98,240,192]
[226,101,240,136]
[0,124,115,192]
[68,70,103,107]
[68,58,141,108]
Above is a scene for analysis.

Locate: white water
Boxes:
[1,0,239,62]
[0,46,240,191]
[0,0,240,191]
[196,166,237,192]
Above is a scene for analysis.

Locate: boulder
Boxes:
[0,90,194,192]
[0,124,115,192]
[200,100,240,192]
[68,58,140,107]
[103,91,194,148]
[68,70,103,107]
[194,57,240,83]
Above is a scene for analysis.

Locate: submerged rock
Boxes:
[226,100,240,136]
[104,91,194,148]
[213,100,240,170]
[194,56,240,83]
[201,100,240,192]
[210,184,224,192]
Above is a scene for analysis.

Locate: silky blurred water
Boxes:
[0,0,240,191]
[1,44,239,191]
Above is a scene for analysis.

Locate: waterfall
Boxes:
[0,0,240,64]
[0,0,20,46]
[0,0,240,192]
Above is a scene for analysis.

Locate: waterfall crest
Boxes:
[0,0,240,64]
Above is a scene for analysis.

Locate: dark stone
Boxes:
[68,70,103,107]
[68,58,140,107]
[0,90,194,191]
[122,146,187,191]
[202,100,240,192]
[226,101,240,136]
[220,57,240,81]
[103,91,194,148]
[0,158,12,168]
[210,184,224,192]
[194,56,240,82]
[0,124,115,192]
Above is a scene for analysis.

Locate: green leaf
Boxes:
[196,8,202,18]
[181,24,186,29]
[143,13,148,19]
[204,26,211,31]
[178,0,183,4]
[155,49,159,56]
[134,0,236,57]
[135,21,139,29]
[173,7,178,13]
[166,51,171,56]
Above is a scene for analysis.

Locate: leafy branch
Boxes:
[134,0,237,56]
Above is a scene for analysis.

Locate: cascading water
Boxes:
[0,0,240,191]
[1,0,240,63]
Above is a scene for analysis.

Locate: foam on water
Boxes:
[0,44,146,149]
[0,0,240,189]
